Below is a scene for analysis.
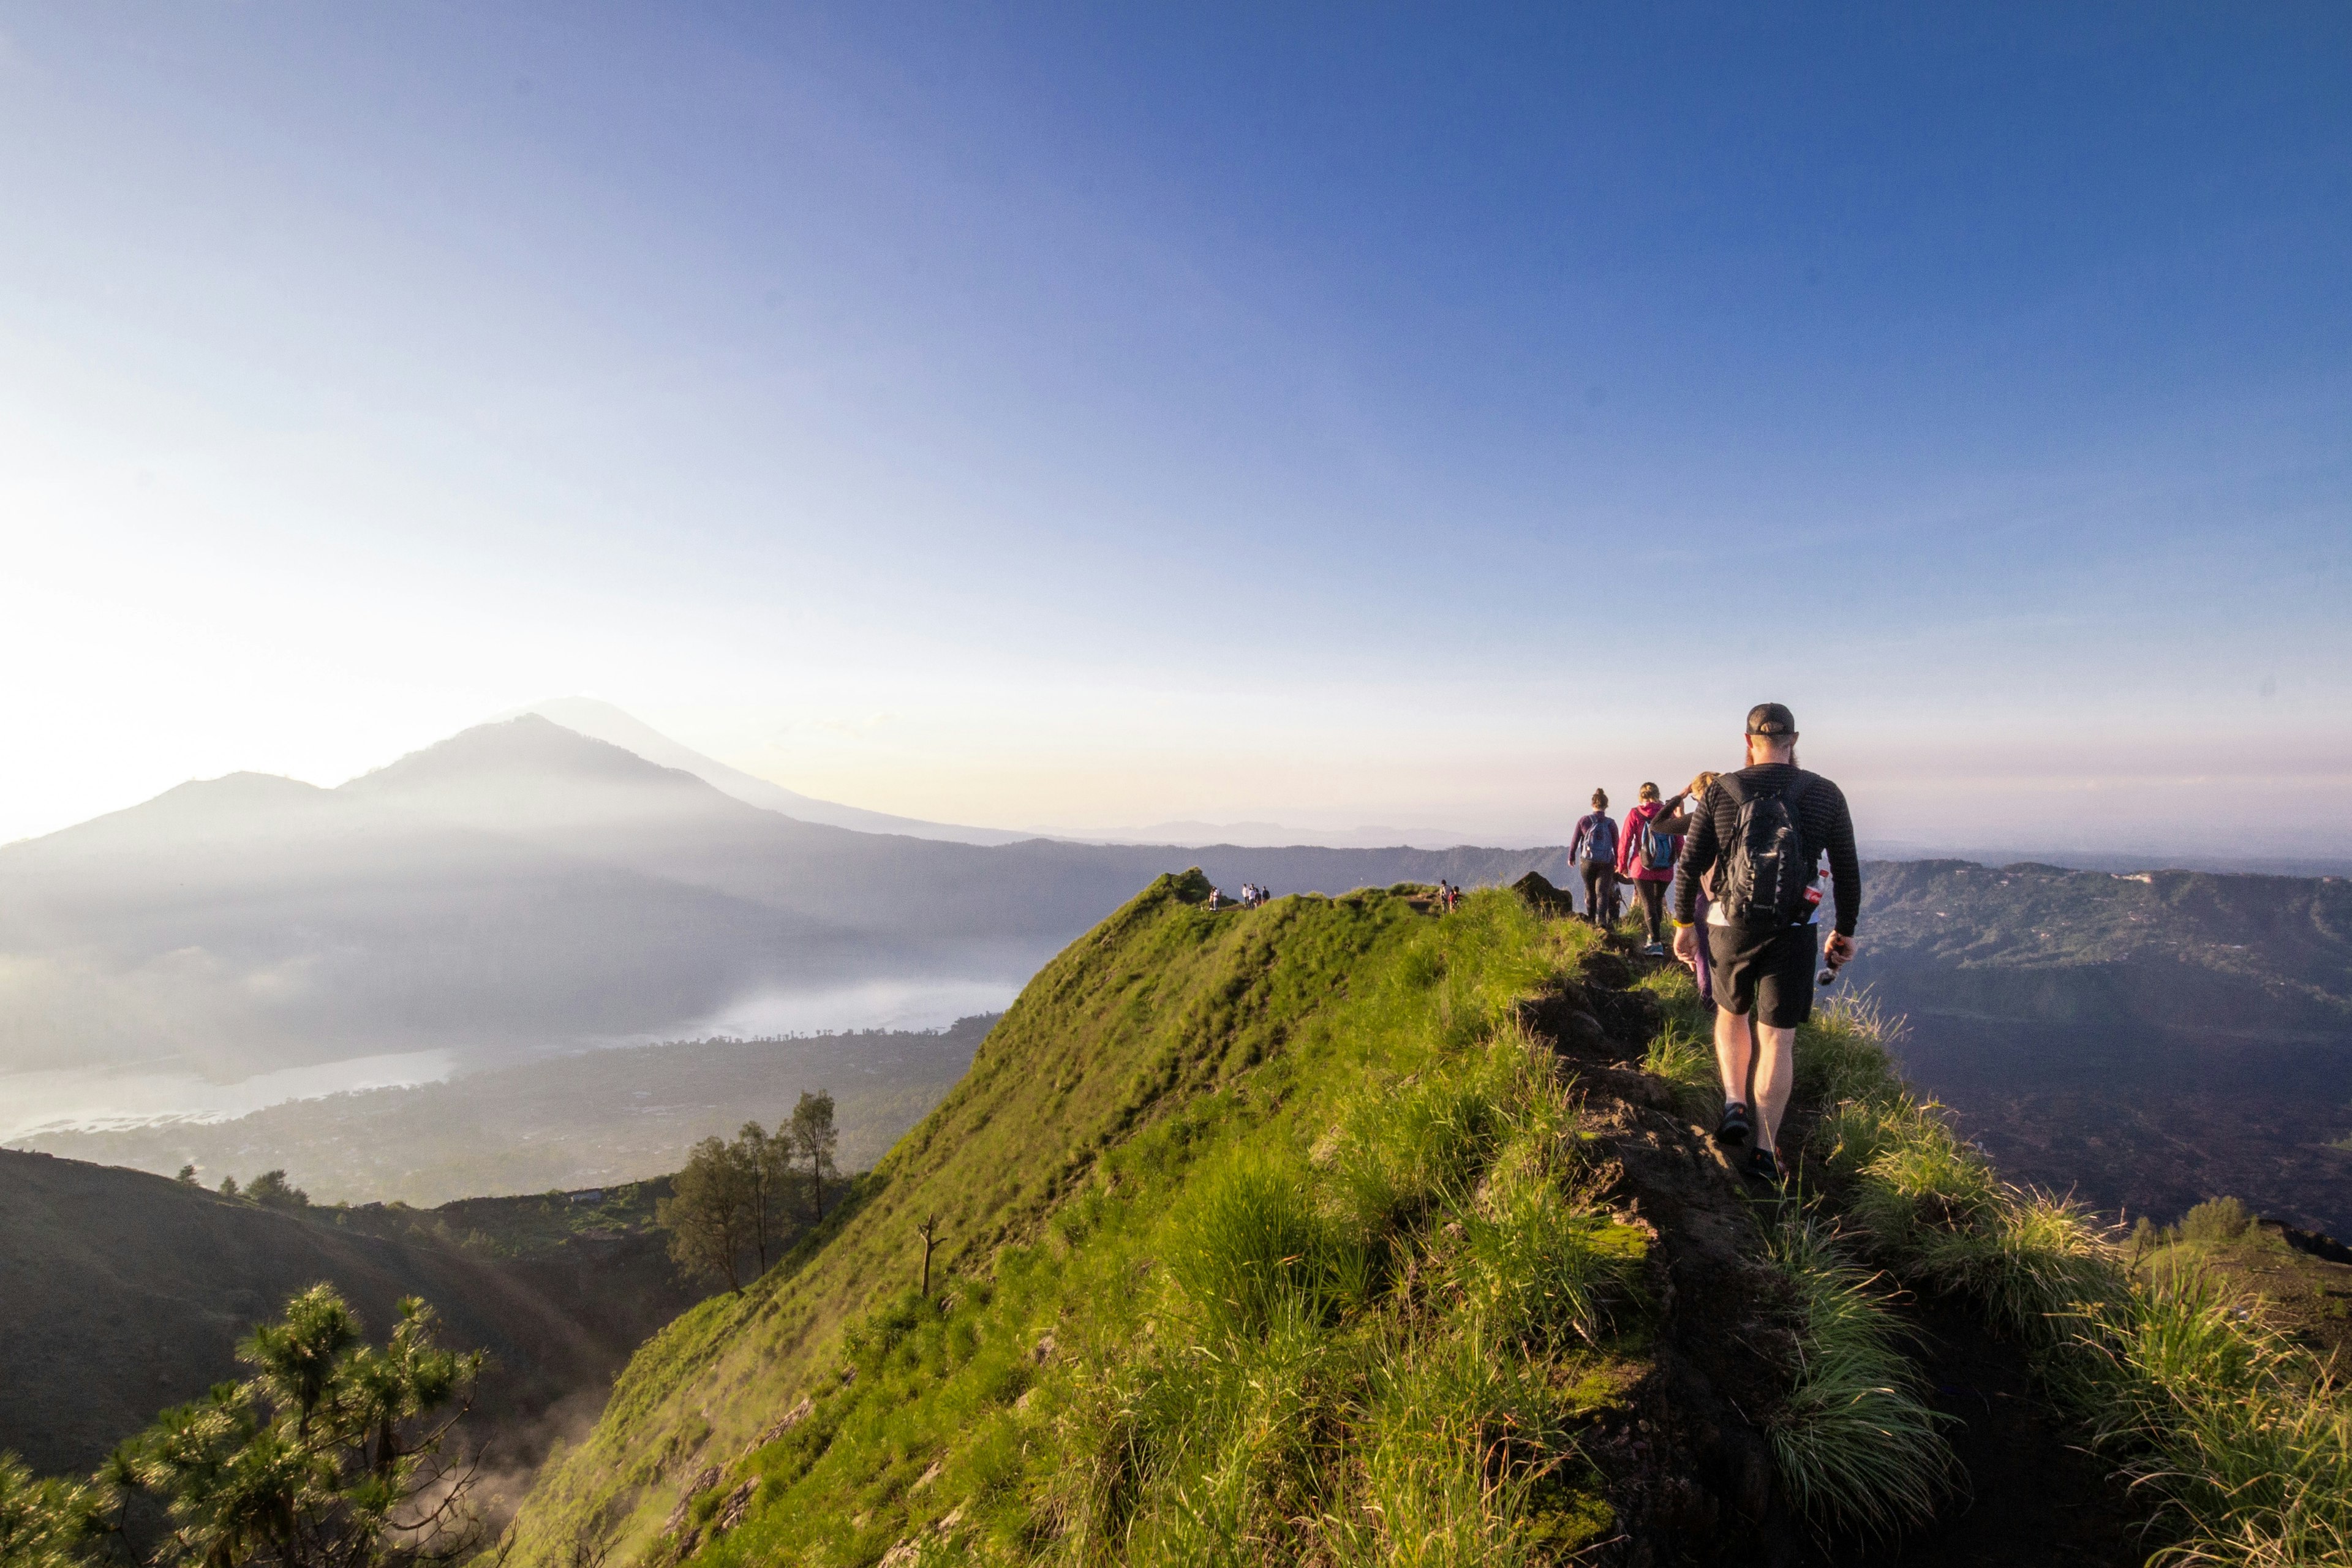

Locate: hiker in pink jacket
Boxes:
[1616,782,1678,957]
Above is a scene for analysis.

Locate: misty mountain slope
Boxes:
[0,1148,702,1480]
[342,718,1563,953]
[514,697,1035,845]
[0,758,854,1076]
[0,717,1572,1085]
[21,1018,996,1206]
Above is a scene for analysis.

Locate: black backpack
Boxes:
[1717,772,1818,928]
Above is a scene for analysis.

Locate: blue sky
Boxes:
[1,4,2346,853]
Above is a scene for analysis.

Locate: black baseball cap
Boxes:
[1746,703,1797,737]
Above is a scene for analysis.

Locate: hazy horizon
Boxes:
[12,699,2351,869]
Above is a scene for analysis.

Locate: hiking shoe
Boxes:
[1746,1146,1784,1185]
[1714,1101,1752,1147]
[1643,942,1667,958]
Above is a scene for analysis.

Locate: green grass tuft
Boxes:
[1638,1016,1719,1124]
[1763,1213,1959,1540]
[1793,991,1907,1107]
[2066,1268,2352,1565]
[1163,1149,1371,1343]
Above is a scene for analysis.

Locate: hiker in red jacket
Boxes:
[1616,782,1677,957]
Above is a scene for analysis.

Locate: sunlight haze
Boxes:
[3,6,2346,857]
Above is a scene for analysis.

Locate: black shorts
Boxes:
[1705,922,1819,1028]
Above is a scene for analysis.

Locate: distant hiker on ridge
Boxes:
[1569,790,1619,927]
[1670,705,1859,1184]
[1617,782,1677,958]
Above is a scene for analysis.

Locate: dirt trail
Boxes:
[1822,1298,2141,1568]
[1511,902,2146,1567]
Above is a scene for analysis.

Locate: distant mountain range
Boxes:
[1842,858,2352,1237]
[1847,858,2352,1039]
[0,712,1575,1091]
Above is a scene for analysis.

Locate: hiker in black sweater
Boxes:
[1670,703,1860,1183]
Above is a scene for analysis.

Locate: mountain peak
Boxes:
[6,772,332,858]
[331,715,763,841]
[341,715,685,796]
[502,699,1037,846]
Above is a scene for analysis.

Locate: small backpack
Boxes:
[1640,818,1678,872]
[1718,773,1819,927]
[1583,813,1618,864]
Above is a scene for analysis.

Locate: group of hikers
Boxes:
[1568,783,1695,959]
[1205,882,1274,912]
[1567,701,1861,1184]
[1197,704,1857,1185]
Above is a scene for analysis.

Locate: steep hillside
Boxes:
[0,1152,706,1480]
[494,875,2068,1567]
[0,717,1571,1086]
[502,878,1582,1564]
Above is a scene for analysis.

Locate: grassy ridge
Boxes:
[502,874,1619,1567]
[505,876,2003,1567]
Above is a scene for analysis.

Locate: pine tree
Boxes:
[788,1091,838,1224]
[245,1170,310,1210]
[733,1123,796,1275]
[0,1452,102,1568]
[108,1286,481,1568]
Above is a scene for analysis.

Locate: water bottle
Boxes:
[1807,856,1839,988]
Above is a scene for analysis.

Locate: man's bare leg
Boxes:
[1751,1023,1796,1155]
[1714,1005,1754,1114]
